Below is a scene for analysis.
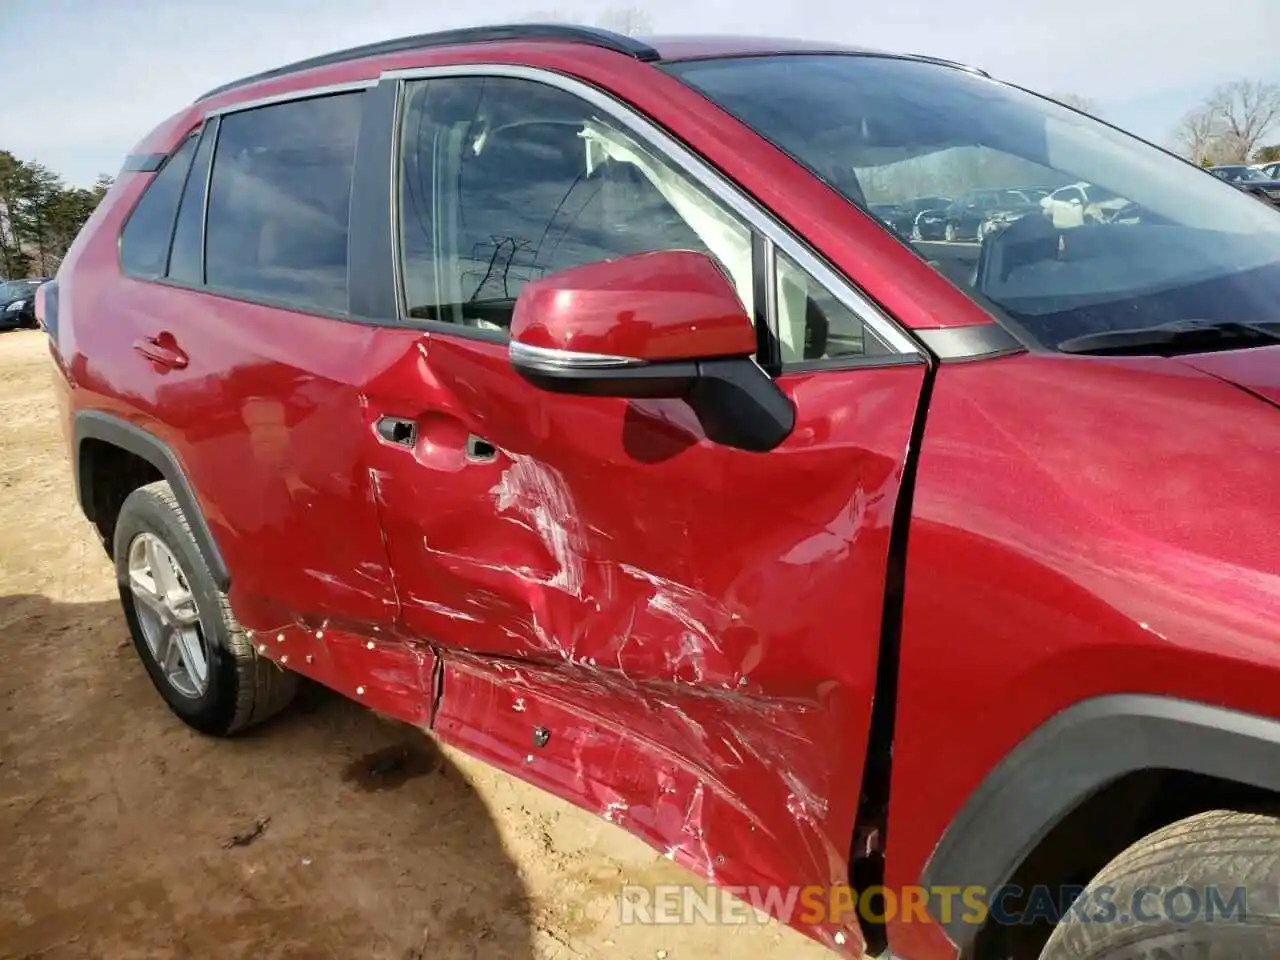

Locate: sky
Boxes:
[2,0,1277,187]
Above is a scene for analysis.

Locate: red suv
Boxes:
[44,24,1280,960]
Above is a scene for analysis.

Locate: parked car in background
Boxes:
[894,195,950,240]
[1209,164,1280,206]
[943,187,1048,241]
[1040,182,1138,227]
[1258,161,1280,180]
[868,202,917,236]
[904,194,952,216]
[44,23,1280,960]
[975,190,1053,240]
[0,278,48,330]
[909,203,952,240]
[871,197,957,239]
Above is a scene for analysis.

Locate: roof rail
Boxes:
[195,23,662,102]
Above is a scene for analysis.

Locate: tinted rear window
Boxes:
[119,134,199,278]
[167,122,218,285]
[204,92,362,314]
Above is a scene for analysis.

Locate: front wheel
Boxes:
[945,222,958,242]
[1039,809,1280,959]
[114,480,297,736]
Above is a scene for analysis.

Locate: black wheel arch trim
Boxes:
[921,694,1280,950]
[74,410,231,591]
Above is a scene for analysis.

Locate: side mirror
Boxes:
[509,250,794,453]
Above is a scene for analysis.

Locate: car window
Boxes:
[1215,166,1261,182]
[205,92,362,314]
[667,55,1280,352]
[775,249,891,362]
[0,280,38,298]
[397,76,753,333]
[167,121,217,285]
[119,134,200,278]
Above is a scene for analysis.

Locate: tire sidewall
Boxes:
[1040,810,1280,959]
[1044,917,1277,959]
[113,486,244,735]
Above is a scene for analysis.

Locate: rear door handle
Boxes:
[133,334,188,370]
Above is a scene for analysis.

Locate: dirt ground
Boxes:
[0,329,835,960]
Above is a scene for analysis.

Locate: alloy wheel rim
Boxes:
[127,532,210,699]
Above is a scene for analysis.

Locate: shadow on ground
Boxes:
[0,593,535,960]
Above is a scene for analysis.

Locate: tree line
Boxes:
[0,151,112,280]
[1173,80,1280,166]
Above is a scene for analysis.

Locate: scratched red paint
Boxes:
[50,36,933,955]
[61,198,925,954]
[47,21,1280,960]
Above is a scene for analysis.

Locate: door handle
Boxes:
[133,334,188,370]
[374,417,494,461]
[375,416,417,447]
[465,435,497,462]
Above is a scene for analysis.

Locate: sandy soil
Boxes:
[0,329,835,960]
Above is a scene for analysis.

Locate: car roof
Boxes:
[195,23,987,103]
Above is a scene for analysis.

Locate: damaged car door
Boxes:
[359,69,928,943]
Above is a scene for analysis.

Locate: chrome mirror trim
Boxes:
[509,340,648,371]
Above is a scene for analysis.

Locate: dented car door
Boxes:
[356,69,927,952]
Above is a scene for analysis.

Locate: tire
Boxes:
[114,480,297,736]
[1039,809,1280,959]
[945,222,957,242]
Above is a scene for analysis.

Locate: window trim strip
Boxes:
[380,62,923,358]
[163,117,218,282]
[204,80,377,117]
[196,115,220,285]
[121,153,170,174]
[116,132,202,280]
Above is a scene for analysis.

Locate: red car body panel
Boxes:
[510,251,759,360]
[1177,344,1280,409]
[886,352,1280,958]
[50,39,950,957]
[359,329,925,954]
[59,257,924,957]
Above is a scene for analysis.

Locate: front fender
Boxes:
[921,694,1280,948]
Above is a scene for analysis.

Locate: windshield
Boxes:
[0,281,37,300]
[665,55,1280,351]
[1215,166,1264,182]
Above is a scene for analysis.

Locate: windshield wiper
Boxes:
[1057,319,1280,356]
